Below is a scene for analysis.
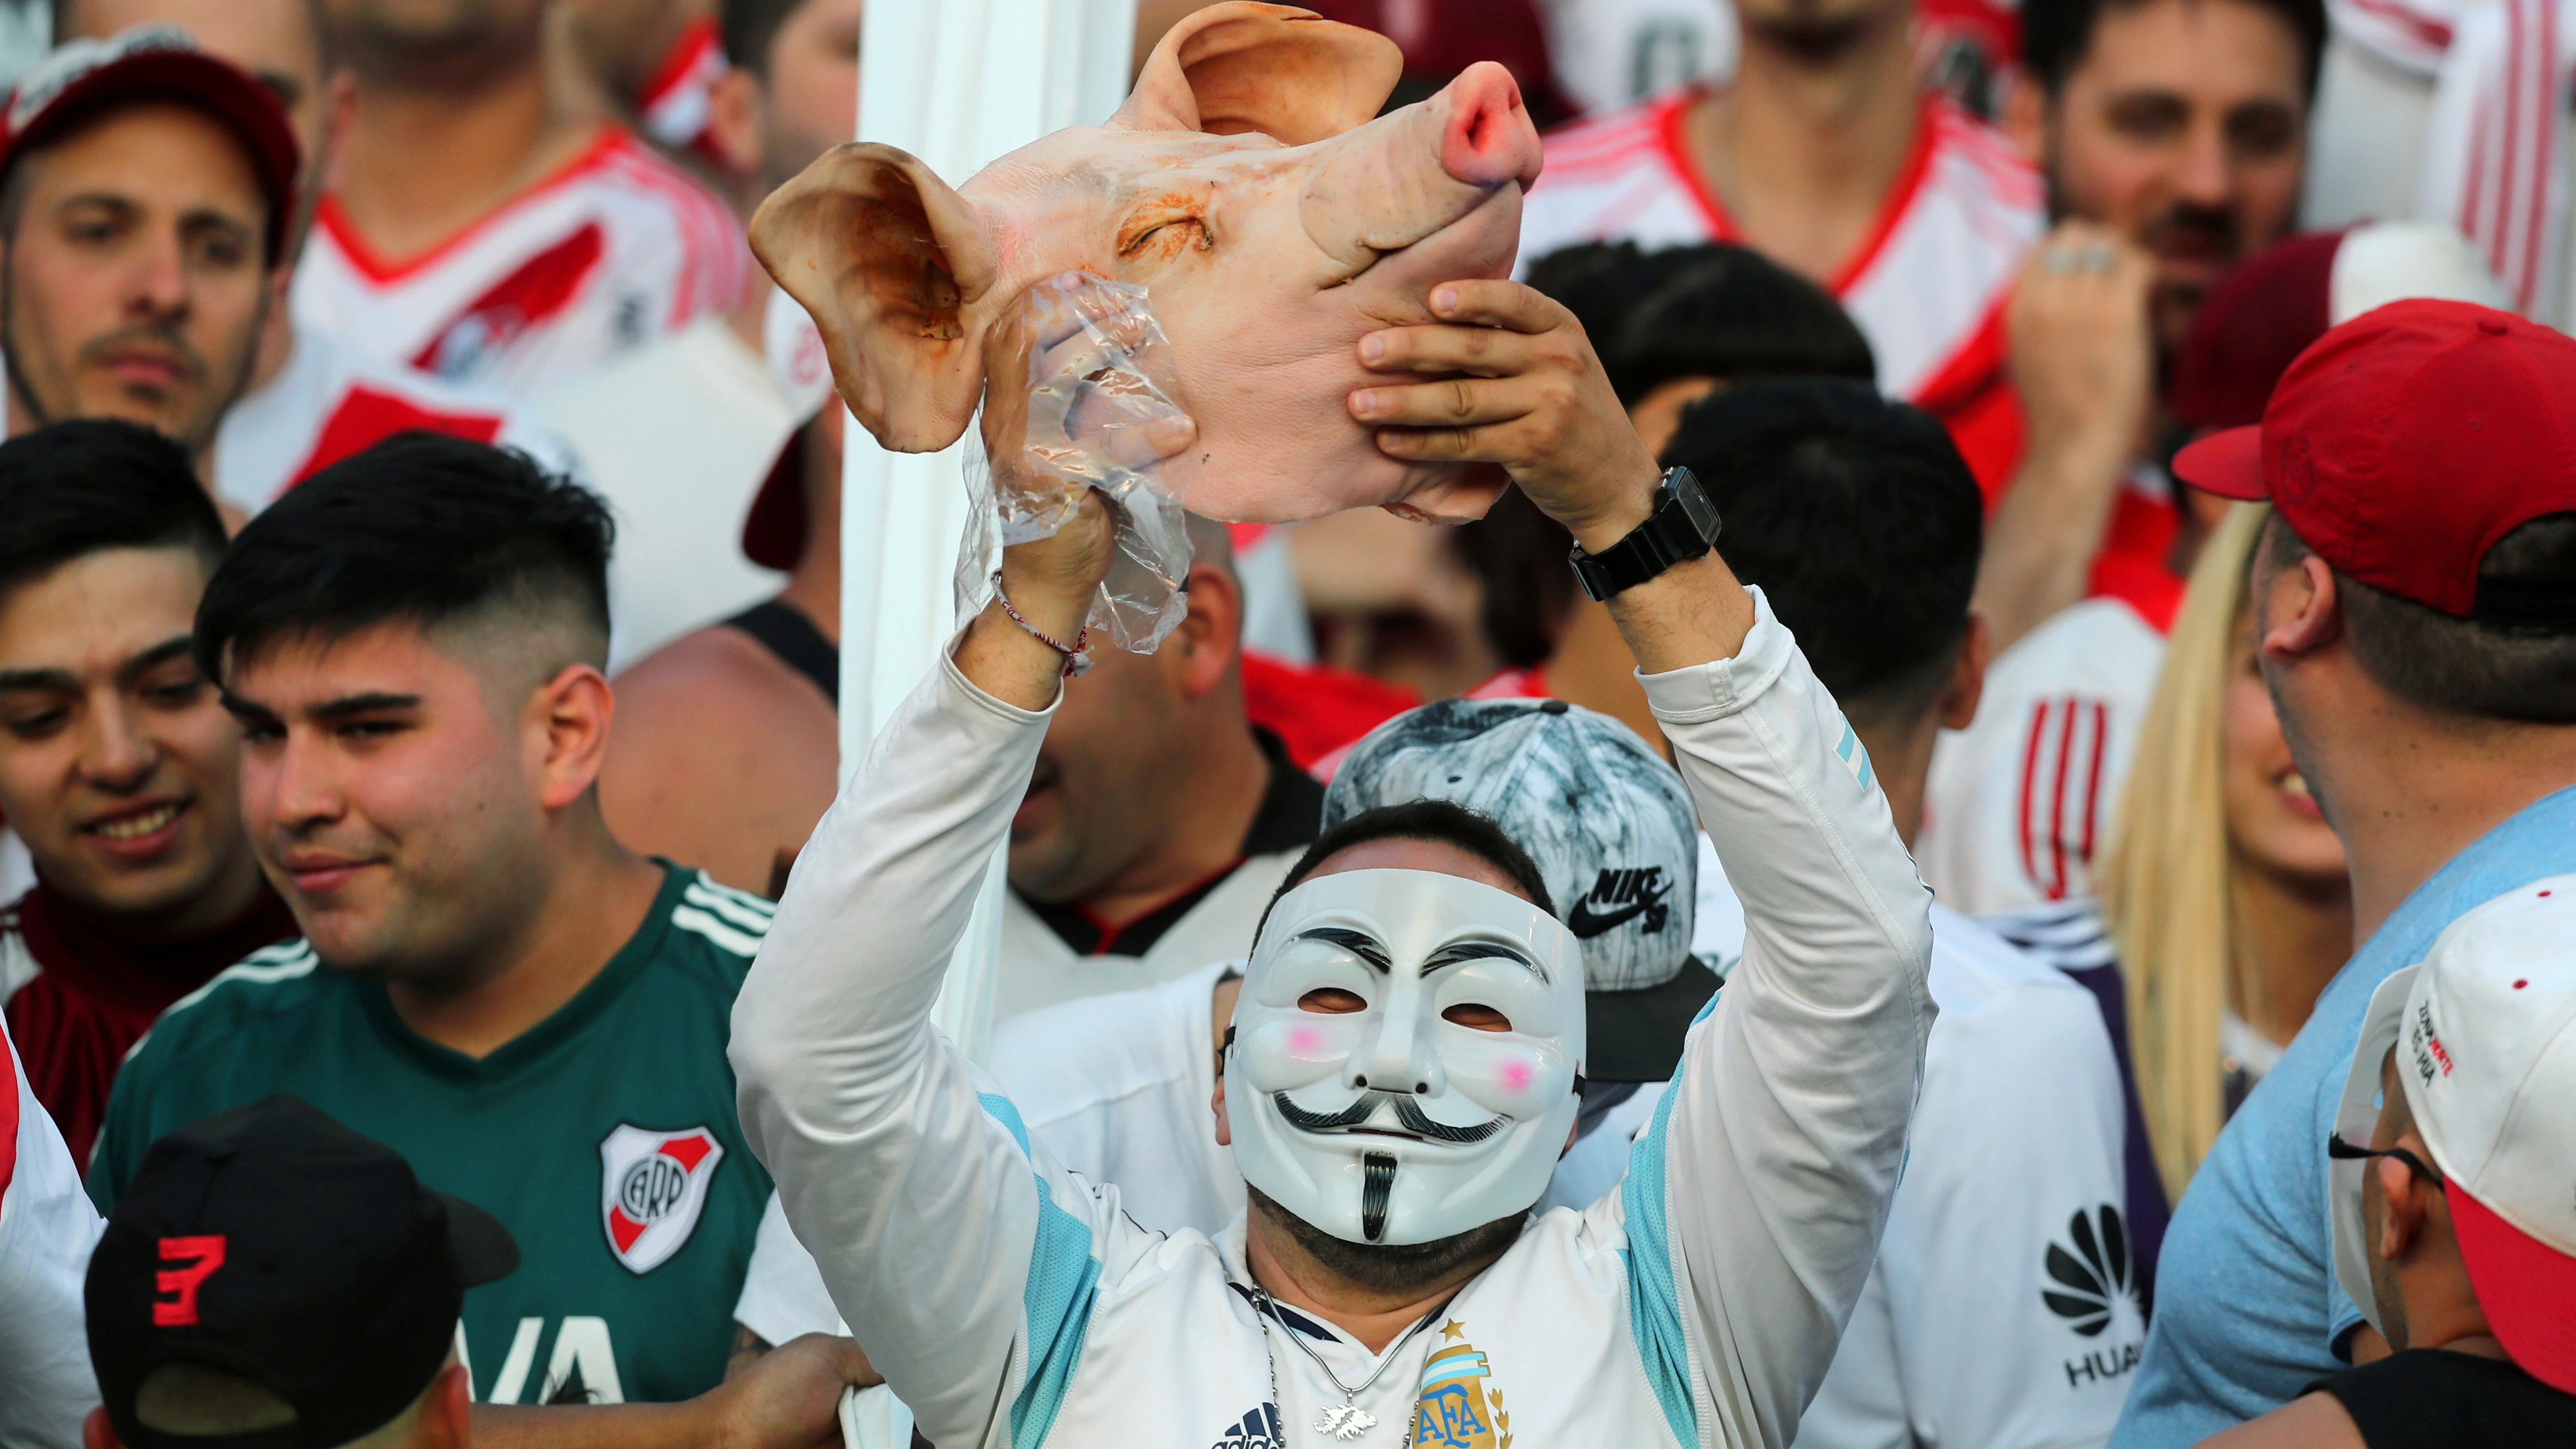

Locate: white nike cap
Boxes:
[1323,696,1715,1081]
[2332,873,2576,1393]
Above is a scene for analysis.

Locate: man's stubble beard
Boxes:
[0,239,271,456]
[1741,10,1880,64]
[338,0,548,88]
[1246,1183,1527,1295]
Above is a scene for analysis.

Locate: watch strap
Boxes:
[1569,466,1723,602]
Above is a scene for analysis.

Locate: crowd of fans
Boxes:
[0,1,2570,1447]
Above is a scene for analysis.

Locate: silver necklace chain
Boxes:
[1247,1285,1440,1445]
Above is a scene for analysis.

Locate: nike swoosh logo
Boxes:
[1567,895,1656,938]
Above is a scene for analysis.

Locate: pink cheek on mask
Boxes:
[1500,1059,1532,1093]
[1290,1027,1325,1058]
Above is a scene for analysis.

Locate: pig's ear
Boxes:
[749,142,1000,453]
[1116,2,1401,146]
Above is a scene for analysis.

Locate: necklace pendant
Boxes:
[1314,1403,1377,1441]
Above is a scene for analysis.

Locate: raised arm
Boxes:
[728,494,1114,1448]
[1356,284,1937,1444]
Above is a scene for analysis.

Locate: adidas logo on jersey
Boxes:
[1209,1404,1284,1449]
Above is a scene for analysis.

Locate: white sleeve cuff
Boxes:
[1634,586,1793,724]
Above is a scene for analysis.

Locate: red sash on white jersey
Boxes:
[1520,89,2044,490]
[291,127,749,395]
[213,329,576,515]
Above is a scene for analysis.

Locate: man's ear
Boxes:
[702,67,765,181]
[1941,612,1990,731]
[424,1363,472,1449]
[1115,2,1402,145]
[1171,562,1245,700]
[750,143,1001,453]
[2258,554,2343,666]
[1212,1067,1232,1147]
[83,1408,120,1449]
[2002,67,2047,161]
[532,664,617,812]
[2375,1151,2435,1263]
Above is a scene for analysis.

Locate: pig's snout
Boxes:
[1438,62,1541,191]
[1298,61,1543,272]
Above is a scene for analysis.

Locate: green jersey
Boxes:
[90,863,775,1405]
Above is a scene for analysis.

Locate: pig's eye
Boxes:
[1117,211,1213,259]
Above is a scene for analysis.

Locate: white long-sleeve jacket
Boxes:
[731,589,1935,1449]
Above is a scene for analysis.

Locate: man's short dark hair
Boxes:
[719,0,810,80]
[2262,512,2576,723]
[1257,799,1557,948]
[1524,240,1875,403]
[1665,379,1985,727]
[195,432,614,677]
[0,419,225,600]
[1466,245,1879,667]
[2021,0,2327,97]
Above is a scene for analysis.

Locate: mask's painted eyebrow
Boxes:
[1293,926,1391,972]
[1422,940,1541,979]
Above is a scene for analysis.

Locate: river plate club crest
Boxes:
[597,1123,724,1273]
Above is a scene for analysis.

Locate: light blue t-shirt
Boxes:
[2110,783,2576,1448]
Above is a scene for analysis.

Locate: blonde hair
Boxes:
[2099,502,2270,1202]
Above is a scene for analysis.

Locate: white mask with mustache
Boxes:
[1229,868,1586,1246]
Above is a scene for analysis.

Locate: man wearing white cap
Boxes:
[2197,875,2576,1445]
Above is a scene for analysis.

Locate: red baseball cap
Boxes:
[2172,298,2576,622]
[2169,224,2510,435]
[0,26,301,266]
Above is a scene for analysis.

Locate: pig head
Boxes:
[750,2,1544,523]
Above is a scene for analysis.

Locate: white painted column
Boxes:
[838,0,1137,1063]
[832,8,1133,1441]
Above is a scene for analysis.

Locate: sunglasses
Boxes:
[2327,1133,2445,1188]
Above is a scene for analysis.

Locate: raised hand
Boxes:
[1348,278,1662,551]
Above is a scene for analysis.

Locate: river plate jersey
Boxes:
[89,864,772,1405]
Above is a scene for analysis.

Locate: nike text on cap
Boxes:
[0,26,302,266]
[2332,877,2576,1393]
[2171,297,2576,625]
[1322,695,1717,1081]
[86,1094,519,1449]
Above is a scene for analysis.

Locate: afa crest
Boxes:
[597,1124,724,1274]
[1413,1321,1510,1449]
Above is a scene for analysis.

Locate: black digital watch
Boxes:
[1568,465,1723,603]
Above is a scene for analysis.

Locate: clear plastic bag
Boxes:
[953,271,1197,655]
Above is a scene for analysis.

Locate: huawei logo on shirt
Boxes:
[1565,868,1671,939]
[2044,1205,2145,1389]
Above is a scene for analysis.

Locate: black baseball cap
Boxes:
[86,1095,517,1449]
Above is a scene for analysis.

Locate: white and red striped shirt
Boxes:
[213,326,580,516]
[1917,597,2167,917]
[0,1013,101,1449]
[291,127,750,396]
[1518,89,2045,493]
